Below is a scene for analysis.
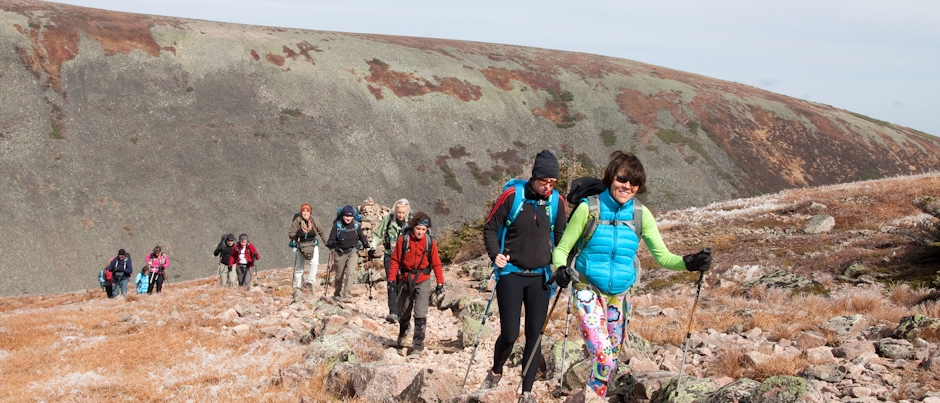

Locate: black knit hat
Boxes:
[531,149,560,180]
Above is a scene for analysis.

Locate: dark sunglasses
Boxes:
[614,175,632,184]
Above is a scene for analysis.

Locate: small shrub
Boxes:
[437,219,485,263]
[600,129,617,147]
[656,129,687,144]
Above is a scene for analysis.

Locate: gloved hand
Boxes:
[434,284,444,295]
[547,266,572,288]
[368,248,379,259]
[683,248,713,272]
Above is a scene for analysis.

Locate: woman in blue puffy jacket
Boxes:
[551,151,712,402]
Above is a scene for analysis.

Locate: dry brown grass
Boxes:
[0,279,311,403]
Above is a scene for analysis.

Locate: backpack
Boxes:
[565,177,643,273]
[494,179,561,280]
[333,206,362,242]
[98,269,110,287]
[398,227,433,273]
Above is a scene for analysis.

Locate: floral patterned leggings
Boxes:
[575,287,631,398]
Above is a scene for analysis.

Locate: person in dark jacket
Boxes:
[326,205,373,302]
[214,233,237,287]
[107,249,133,298]
[480,150,567,403]
[290,204,329,290]
[388,211,444,355]
[229,233,260,289]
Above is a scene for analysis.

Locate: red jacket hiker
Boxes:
[389,229,443,286]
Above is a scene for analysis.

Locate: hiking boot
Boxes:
[385,313,399,323]
[517,392,537,403]
[411,318,427,354]
[481,370,502,389]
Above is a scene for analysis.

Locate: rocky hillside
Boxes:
[2,0,940,296]
[1,173,938,402]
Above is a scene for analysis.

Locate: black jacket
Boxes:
[327,219,371,252]
[483,180,566,270]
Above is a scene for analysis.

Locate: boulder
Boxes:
[702,377,759,403]
[545,336,587,381]
[609,370,678,401]
[326,361,423,402]
[743,270,815,292]
[651,376,718,403]
[803,215,835,234]
[875,338,915,360]
[794,332,827,351]
[750,375,809,403]
[832,341,875,361]
[825,314,865,336]
[893,314,940,340]
[799,363,847,382]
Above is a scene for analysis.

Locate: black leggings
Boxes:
[148,273,165,294]
[492,273,550,393]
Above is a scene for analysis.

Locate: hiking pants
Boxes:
[384,254,399,315]
[218,263,237,287]
[491,273,550,393]
[332,249,357,298]
[104,283,114,298]
[397,278,433,325]
[148,272,165,294]
[237,264,252,288]
[574,287,631,399]
[293,247,318,288]
[112,277,129,297]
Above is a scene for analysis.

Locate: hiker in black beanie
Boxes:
[480,149,567,402]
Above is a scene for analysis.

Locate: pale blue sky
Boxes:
[47,0,940,136]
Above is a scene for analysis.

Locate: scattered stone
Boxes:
[750,375,809,403]
[874,338,915,360]
[803,215,835,234]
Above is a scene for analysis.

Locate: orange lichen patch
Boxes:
[9,3,165,91]
[480,67,558,91]
[266,52,285,66]
[250,49,260,60]
[281,41,321,64]
[367,85,383,100]
[617,88,688,143]
[532,99,584,128]
[364,58,482,102]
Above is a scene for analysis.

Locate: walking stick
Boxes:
[673,247,710,399]
[461,273,499,389]
[551,290,573,397]
[323,251,335,297]
[517,286,564,395]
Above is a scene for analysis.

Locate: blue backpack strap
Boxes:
[496,181,560,280]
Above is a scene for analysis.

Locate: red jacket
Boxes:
[229,243,260,267]
[389,231,443,285]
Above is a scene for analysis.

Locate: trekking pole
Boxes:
[673,247,710,399]
[323,251,335,297]
[517,286,564,395]
[367,258,374,301]
[460,274,499,389]
[551,290,573,397]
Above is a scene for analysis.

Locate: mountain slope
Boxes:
[1,0,939,295]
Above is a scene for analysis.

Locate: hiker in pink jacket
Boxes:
[146,246,170,294]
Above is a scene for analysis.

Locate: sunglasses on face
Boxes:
[614,175,632,185]
[537,178,558,186]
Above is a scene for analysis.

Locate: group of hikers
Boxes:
[95,148,712,402]
[97,246,171,298]
[273,149,714,403]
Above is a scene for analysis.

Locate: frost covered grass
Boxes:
[0,279,322,403]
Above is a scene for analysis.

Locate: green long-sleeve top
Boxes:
[551,201,687,272]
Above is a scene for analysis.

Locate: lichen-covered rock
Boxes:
[703,378,760,403]
[651,376,718,403]
[892,314,940,340]
[825,314,865,336]
[750,375,809,403]
[874,338,915,360]
[743,270,815,292]
[803,215,835,234]
[799,362,847,382]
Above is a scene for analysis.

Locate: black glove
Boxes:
[683,248,713,272]
[368,248,379,259]
[547,266,572,288]
[434,284,444,295]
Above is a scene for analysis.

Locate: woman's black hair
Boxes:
[601,151,647,194]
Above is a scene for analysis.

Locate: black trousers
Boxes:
[148,272,165,294]
[384,255,399,315]
[491,273,550,393]
[237,264,252,288]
